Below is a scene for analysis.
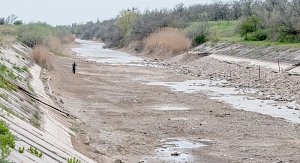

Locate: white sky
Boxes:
[0,0,230,25]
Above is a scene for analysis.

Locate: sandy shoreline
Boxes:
[48,41,300,163]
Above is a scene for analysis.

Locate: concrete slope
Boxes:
[0,44,95,163]
[191,42,300,74]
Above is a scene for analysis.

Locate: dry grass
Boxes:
[60,34,76,44]
[0,25,16,36]
[32,46,51,69]
[47,37,62,52]
[144,28,192,53]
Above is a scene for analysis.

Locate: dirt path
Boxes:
[48,43,300,163]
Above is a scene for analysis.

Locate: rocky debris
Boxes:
[168,55,300,106]
[114,159,125,163]
[171,152,181,156]
[84,135,91,145]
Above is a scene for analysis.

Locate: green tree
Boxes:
[117,9,138,37]
[240,16,267,41]
[240,16,261,37]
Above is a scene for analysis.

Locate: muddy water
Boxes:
[148,80,300,124]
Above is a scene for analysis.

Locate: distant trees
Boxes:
[254,0,300,42]
[5,14,18,24]
[13,20,23,25]
[0,18,5,25]
[0,14,23,25]
[73,0,300,48]
[117,9,138,37]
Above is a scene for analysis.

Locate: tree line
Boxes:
[72,0,299,48]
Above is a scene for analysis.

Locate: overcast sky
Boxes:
[1,0,229,25]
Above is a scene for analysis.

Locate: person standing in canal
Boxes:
[72,61,77,74]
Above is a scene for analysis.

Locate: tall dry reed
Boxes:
[144,28,192,53]
[32,46,51,69]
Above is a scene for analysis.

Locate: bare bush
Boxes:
[60,34,75,44]
[47,37,62,52]
[32,46,51,69]
[144,28,192,53]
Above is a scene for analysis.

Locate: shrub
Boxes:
[278,26,300,43]
[47,37,62,52]
[13,20,23,26]
[60,34,75,44]
[240,16,261,37]
[184,22,209,45]
[17,23,74,48]
[32,46,51,69]
[144,28,192,53]
[0,120,15,159]
[245,30,267,41]
[194,35,207,44]
[17,23,53,47]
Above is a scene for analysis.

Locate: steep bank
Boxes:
[0,43,95,162]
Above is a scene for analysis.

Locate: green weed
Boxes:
[29,111,41,129]
[28,146,43,158]
[67,157,81,163]
[0,104,16,117]
[18,146,25,153]
[0,120,15,159]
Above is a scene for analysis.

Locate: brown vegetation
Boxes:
[60,34,76,44]
[47,37,62,52]
[32,46,51,69]
[144,28,192,53]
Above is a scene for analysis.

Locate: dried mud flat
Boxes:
[48,42,300,163]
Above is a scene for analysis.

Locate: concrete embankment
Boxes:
[0,43,95,162]
[193,42,300,74]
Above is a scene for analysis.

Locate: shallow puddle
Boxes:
[152,105,190,111]
[143,138,207,162]
[170,117,190,121]
[148,80,300,124]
